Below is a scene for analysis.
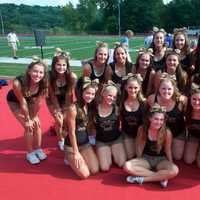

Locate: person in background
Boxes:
[7,30,20,59]
[120,30,134,62]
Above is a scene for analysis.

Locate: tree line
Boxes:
[0,0,200,35]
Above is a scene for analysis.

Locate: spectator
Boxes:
[7,30,20,59]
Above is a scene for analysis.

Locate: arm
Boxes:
[164,129,173,162]
[83,63,92,77]
[136,126,145,158]
[13,79,30,121]
[104,64,113,83]
[146,70,156,96]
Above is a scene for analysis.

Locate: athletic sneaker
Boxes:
[89,135,96,145]
[64,158,69,166]
[26,152,40,164]
[58,140,65,151]
[160,180,168,188]
[34,148,47,160]
[126,176,144,184]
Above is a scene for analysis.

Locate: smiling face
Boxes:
[149,112,165,130]
[125,79,141,99]
[55,58,68,74]
[191,92,200,111]
[102,86,117,106]
[138,53,151,69]
[95,47,108,64]
[159,80,174,100]
[154,32,165,48]
[29,64,45,84]
[166,54,179,73]
[174,33,186,50]
[114,47,127,64]
[82,87,96,104]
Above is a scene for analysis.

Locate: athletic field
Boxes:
[0,35,144,77]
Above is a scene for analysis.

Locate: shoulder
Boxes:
[147,94,155,107]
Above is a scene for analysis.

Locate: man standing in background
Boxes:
[7,30,20,59]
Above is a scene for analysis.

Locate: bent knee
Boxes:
[169,165,179,177]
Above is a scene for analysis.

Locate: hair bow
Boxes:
[150,103,166,113]
[138,48,154,56]
[191,82,200,93]
[160,72,176,81]
[122,73,143,83]
[153,27,166,35]
[82,77,99,90]
[173,27,187,34]
[96,41,108,48]
[54,47,70,58]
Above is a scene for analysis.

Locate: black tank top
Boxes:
[141,68,151,96]
[152,56,165,72]
[65,105,89,146]
[155,95,186,137]
[110,62,132,86]
[121,103,145,138]
[188,119,200,139]
[143,137,165,157]
[7,75,40,103]
[95,106,121,142]
[89,62,106,83]
[55,84,68,106]
[166,102,186,137]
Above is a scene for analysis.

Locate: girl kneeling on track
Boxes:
[64,77,99,179]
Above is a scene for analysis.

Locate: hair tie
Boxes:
[54,47,70,58]
[173,27,187,34]
[122,73,143,83]
[160,72,176,81]
[96,41,108,48]
[150,103,166,113]
[191,82,200,93]
[82,77,99,91]
[138,48,154,56]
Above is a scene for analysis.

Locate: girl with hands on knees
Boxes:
[7,58,48,164]
[64,77,99,179]
[46,48,77,151]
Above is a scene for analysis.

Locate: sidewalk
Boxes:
[0,57,82,67]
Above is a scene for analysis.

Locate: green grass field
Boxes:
[0,35,144,77]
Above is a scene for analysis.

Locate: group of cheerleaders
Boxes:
[6,28,200,188]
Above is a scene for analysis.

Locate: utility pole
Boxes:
[118,0,121,37]
[0,10,5,36]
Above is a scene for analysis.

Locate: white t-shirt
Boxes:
[7,32,19,43]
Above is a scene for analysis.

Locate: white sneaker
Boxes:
[89,135,96,145]
[64,158,69,166]
[126,176,144,184]
[58,140,65,151]
[26,152,40,164]
[34,148,47,160]
[160,180,168,188]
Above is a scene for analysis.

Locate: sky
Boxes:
[0,0,79,7]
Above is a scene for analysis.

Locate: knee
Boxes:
[79,171,90,179]
[169,165,179,178]
[184,156,195,165]
[100,164,111,172]
[90,166,99,175]
[123,161,135,174]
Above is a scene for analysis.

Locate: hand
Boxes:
[32,116,41,128]
[24,119,34,132]
[54,111,63,123]
[73,152,83,169]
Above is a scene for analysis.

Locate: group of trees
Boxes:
[0,0,200,35]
